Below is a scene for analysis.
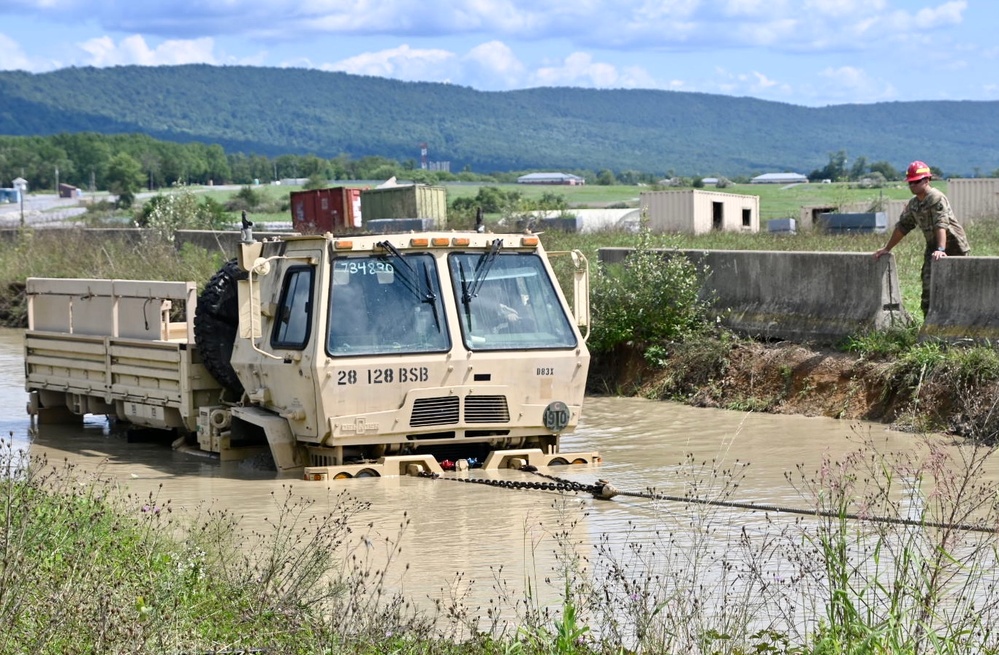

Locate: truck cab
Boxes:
[227,232,592,477]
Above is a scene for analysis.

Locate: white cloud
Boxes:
[914,1,966,27]
[0,33,35,71]
[751,71,778,89]
[462,41,526,89]
[803,0,888,19]
[819,65,896,103]
[324,44,455,81]
[78,35,219,67]
[0,1,975,57]
[708,66,793,99]
[531,51,654,88]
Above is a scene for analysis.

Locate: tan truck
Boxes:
[24,228,597,480]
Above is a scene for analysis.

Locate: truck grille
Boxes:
[464,395,510,423]
[410,396,460,426]
[408,395,511,427]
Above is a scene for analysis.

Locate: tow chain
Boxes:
[418,468,999,534]
[418,467,619,500]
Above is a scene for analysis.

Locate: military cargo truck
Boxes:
[24,229,596,480]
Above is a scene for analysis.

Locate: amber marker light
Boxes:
[431,237,450,246]
[521,236,539,247]
[451,237,471,246]
[410,238,430,247]
[333,240,354,250]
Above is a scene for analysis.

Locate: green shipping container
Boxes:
[360,185,448,228]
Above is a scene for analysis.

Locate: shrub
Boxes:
[588,227,712,353]
[136,187,233,238]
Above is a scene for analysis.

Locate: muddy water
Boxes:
[0,327,969,619]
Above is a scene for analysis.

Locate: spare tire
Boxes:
[194,259,247,396]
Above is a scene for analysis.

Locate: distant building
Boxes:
[12,177,27,193]
[751,172,808,184]
[641,189,760,235]
[58,183,82,199]
[517,172,585,185]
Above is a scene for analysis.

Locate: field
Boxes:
[208,178,920,225]
[444,179,919,222]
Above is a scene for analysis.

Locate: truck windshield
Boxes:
[448,252,578,351]
[327,254,449,356]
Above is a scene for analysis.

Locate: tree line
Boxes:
[0,132,668,205]
[3,132,997,209]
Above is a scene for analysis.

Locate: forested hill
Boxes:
[1,64,996,177]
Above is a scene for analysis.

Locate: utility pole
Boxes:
[19,187,24,227]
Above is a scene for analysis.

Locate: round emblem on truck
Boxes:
[543,401,570,432]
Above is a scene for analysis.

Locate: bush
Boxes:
[588,228,712,353]
[136,187,233,238]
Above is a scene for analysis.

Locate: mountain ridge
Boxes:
[0,64,996,177]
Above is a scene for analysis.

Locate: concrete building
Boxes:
[516,172,585,185]
[641,189,759,234]
[751,172,808,184]
[948,178,999,224]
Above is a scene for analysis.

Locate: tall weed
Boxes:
[780,428,999,654]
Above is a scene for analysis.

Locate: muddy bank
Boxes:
[588,339,998,440]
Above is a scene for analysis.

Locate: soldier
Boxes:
[873,160,970,316]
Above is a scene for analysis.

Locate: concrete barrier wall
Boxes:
[922,257,999,341]
[599,248,911,344]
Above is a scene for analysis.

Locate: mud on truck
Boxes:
[24,229,598,480]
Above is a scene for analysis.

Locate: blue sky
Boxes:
[0,0,995,107]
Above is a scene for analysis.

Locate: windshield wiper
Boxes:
[376,240,436,304]
[461,238,503,304]
[422,264,442,332]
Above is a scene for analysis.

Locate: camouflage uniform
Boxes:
[896,186,970,315]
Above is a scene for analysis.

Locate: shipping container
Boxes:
[290,187,363,234]
[949,178,999,224]
[360,185,448,228]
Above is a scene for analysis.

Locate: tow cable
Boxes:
[419,467,998,534]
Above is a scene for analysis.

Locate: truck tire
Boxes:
[194,259,247,396]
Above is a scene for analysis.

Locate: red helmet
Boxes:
[906,160,932,182]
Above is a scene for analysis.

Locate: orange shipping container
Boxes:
[290,187,363,234]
